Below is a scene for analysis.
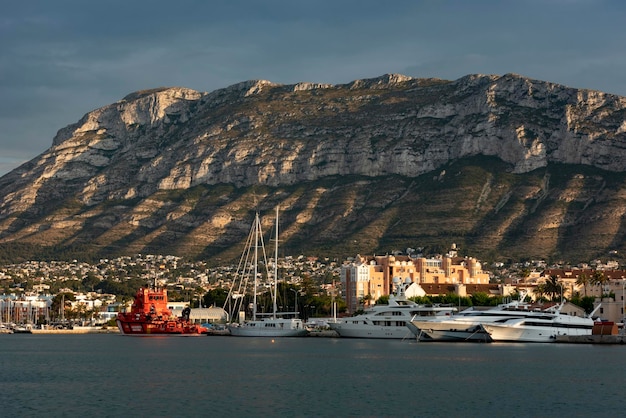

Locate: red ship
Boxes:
[117,285,207,336]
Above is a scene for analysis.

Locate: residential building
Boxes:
[341,260,374,314]
[340,248,491,313]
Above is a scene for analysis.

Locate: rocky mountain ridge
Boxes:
[1,73,626,264]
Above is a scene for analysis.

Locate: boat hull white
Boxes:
[411,320,492,342]
[228,319,308,337]
[481,317,594,343]
[328,322,415,339]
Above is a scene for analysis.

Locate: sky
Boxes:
[1,0,625,176]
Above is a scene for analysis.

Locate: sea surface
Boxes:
[0,334,624,417]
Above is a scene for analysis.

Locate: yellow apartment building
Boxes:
[341,251,491,313]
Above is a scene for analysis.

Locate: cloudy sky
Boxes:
[1,0,625,175]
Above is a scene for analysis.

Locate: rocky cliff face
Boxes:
[1,73,626,263]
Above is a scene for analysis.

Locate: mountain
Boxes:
[1,73,626,264]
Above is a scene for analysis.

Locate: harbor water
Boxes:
[1,334,624,417]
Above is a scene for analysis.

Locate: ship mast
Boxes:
[253,212,259,321]
[273,206,279,320]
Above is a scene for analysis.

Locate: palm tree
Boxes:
[576,273,590,297]
[543,275,563,302]
[591,270,609,298]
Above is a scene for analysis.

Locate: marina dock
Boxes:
[555,334,626,344]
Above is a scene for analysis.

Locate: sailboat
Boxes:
[226,208,308,337]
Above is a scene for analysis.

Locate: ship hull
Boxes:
[410,320,492,342]
[328,322,414,339]
[481,319,593,343]
[116,319,206,336]
[227,319,308,337]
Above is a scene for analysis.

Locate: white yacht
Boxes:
[480,304,600,343]
[228,317,307,337]
[409,292,541,342]
[329,282,456,339]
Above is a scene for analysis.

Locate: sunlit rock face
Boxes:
[1,73,625,261]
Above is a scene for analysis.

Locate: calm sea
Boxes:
[0,334,624,417]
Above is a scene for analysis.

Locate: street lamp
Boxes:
[290,288,298,318]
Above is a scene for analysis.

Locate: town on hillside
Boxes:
[1,246,625,331]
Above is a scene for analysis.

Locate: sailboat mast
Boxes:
[253,212,259,321]
[273,206,279,319]
[332,280,337,322]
